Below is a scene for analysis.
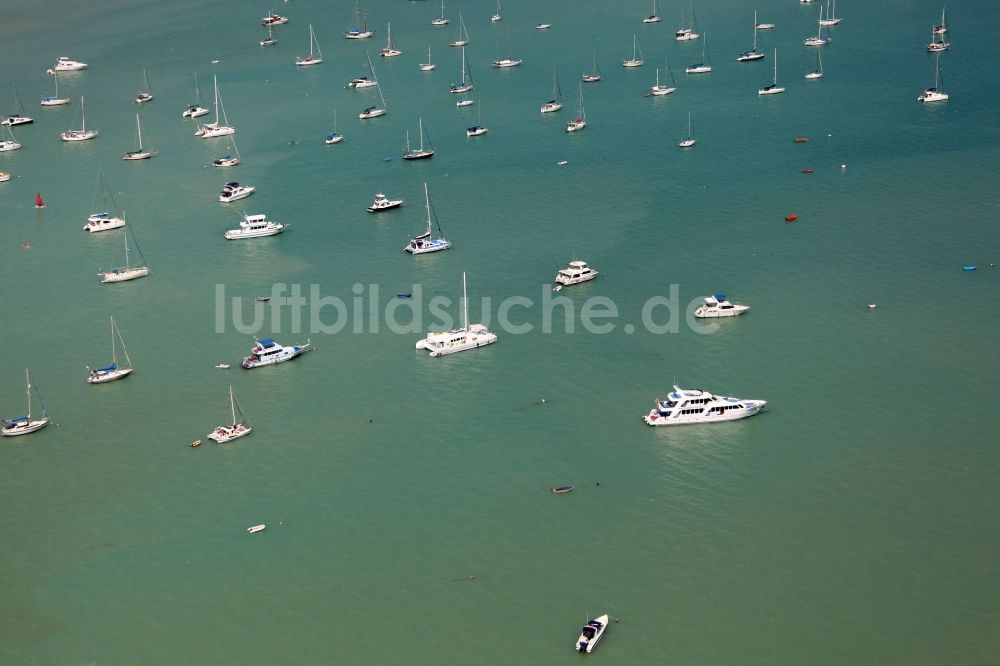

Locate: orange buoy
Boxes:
[785,214,798,222]
[794,137,808,143]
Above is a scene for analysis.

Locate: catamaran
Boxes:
[60,95,98,141]
[207,386,253,443]
[195,74,235,138]
[99,216,150,283]
[643,0,661,23]
[679,111,696,147]
[182,71,209,118]
[3,84,33,126]
[122,112,155,160]
[450,46,474,93]
[358,53,388,118]
[2,369,50,437]
[347,52,379,88]
[583,53,602,82]
[738,12,766,61]
[643,385,766,425]
[405,182,451,254]
[622,34,644,67]
[432,0,450,25]
[450,13,470,47]
[420,46,436,71]
[41,70,70,106]
[918,53,949,102]
[541,66,563,112]
[344,4,374,39]
[325,109,344,144]
[648,59,677,96]
[134,68,153,104]
[0,124,20,152]
[758,49,785,95]
[403,118,434,160]
[296,24,324,65]
[685,32,712,73]
[415,272,497,356]
[566,83,586,132]
[85,170,126,232]
[241,337,310,369]
[87,316,134,384]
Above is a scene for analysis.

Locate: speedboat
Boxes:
[53,57,88,71]
[536,23,552,29]
[241,337,310,368]
[224,213,288,240]
[368,193,403,212]
[247,524,266,533]
[755,22,775,29]
[555,260,598,286]
[576,615,609,653]
[261,12,288,26]
[416,273,497,356]
[643,385,766,426]
[84,212,126,233]
[219,182,255,203]
[347,76,378,89]
[693,293,750,318]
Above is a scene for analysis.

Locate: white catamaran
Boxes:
[416,272,497,357]
[87,316,135,384]
[85,170,126,233]
[207,386,253,443]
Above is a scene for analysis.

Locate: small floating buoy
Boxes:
[801,168,814,174]
[190,439,202,447]
[794,137,808,143]
[867,304,877,309]
[785,214,798,222]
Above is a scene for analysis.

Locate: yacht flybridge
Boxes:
[241,337,310,369]
[643,385,766,426]
[415,272,497,357]
[693,294,750,317]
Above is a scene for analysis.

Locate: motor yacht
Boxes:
[555,260,598,286]
[224,213,288,239]
[643,385,766,426]
[693,293,750,317]
[368,192,403,212]
[53,57,88,71]
[219,182,255,203]
[241,338,310,369]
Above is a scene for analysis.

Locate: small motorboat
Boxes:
[785,214,798,222]
[247,524,266,533]
[397,293,412,299]
[962,266,977,271]
[536,23,552,29]
[215,363,230,369]
[802,168,814,174]
[551,486,574,494]
[367,192,403,213]
[793,137,808,143]
[867,304,878,309]
[190,439,202,447]
[256,296,271,302]
[576,614,609,653]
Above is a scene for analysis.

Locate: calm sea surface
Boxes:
[2,0,999,664]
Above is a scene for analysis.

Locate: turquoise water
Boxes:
[2,0,999,663]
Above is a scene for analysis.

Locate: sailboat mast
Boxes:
[419,118,424,150]
[462,272,469,331]
[25,368,31,418]
[81,96,86,132]
[424,182,432,235]
[229,386,237,425]
[136,113,142,150]
[110,316,117,364]
[213,74,220,124]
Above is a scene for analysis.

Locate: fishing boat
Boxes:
[419,46,436,71]
[432,0,449,26]
[541,67,563,112]
[738,12,766,61]
[296,24,324,65]
[60,95,98,141]
[224,212,288,240]
[134,68,153,104]
[918,53,949,102]
[2,84,33,126]
[466,102,488,136]
[122,112,155,160]
[491,28,522,67]
[450,46,474,93]
[84,172,126,232]
[804,7,832,46]
[566,83,586,132]
[685,32,712,73]
[491,0,502,22]
[622,34,644,67]
[261,21,278,46]
[98,216,150,283]
[86,316,134,384]
[219,182,255,203]
[207,386,253,443]
[182,71,210,118]
[359,54,388,118]
[325,109,344,144]
[415,272,497,356]
[555,260,598,286]
[648,59,677,95]
[758,49,785,95]
[818,0,843,26]
[583,54,602,82]
[694,294,750,317]
[344,4,374,39]
[678,111,696,147]
[380,22,402,57]
[367,192,403,212]
[576,615,609,653]
[2,369,50,437]
[0,124,20,152]
[54,56,87,71]
[805,50,824,79]
[403,118,434,160]
[241,337,310,369]
[927,25,950,52]
[195,74,235,138]
[643,0,661,23]
[405,182,451,254]
[643,385,766,425]
[449,13,470,47]
[40,70,70,106]
[261,11,288,26]
[675,3,701,41]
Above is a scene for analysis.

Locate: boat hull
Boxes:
[207,424,253,443]
[1,418,50,436]
[87,368,134,384]
[99,267,150,283]
[84,216,126,233]
[241,345,308,368]
[644,401,766,426]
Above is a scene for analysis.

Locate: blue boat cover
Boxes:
[260,338,276,347]
[97,363,117,373]
[3,417,27,426]
[713,293,727,300]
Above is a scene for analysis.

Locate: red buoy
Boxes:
[785,214,798,222]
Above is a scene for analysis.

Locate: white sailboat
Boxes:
[0,124,21,152]
[643,0,661,23]
[491,0,502,23]
[261,20,278,46]
[40,70,71,106]
[403,117,435,160]
[622,34,644,67]
[87,316,134,384]
[296,24,324,65]
[381,22,402,57]
[122,112,155,160]
[738,12,766,61]
[420,46,436,71]
[918,54,949,102]
[685,32,712,73]
[679,111,696,147]
[804,7,832,46]
[206,386,253,444]
[347,53,379,88]
[466,102,488,136]
[359,52,388,118]
[134,68,153,104]
[450,46,474,93]
[432,0,450,26]
[182,71,209,118]
[566,83,586,132]
[60,95,98,141]
[491,28,523,67]
[758,49,785,95]
[3,84,33,126]
[345,4,375,39]
[933,6,948,34]
[84,170,126,233]
[927,24,950,52]
[195,74,235,138]
[818,0,842,26]
[2,369,50,437]
[648,59,677,96]
[450,13,470,47]
[675,3,701,41]
[99,216,150,283]
[541,66,563,112]
[805,50,824,79]
[404,183,451,254]
[325,109,344,144]
[415,272,497,356]
[212,135,241,167]
[583,53,602,82]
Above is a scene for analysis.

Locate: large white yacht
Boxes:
[367,192,403,212]
[84,212,126,233]
[219,182,255,203]
[693,293,750,318]
[224,213,287,240]
[53,57,88,71]
[241,338,310,369]
[555,260,598,286]
[643,385,766,426]
[415,272,497,357]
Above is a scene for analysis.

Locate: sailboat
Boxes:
[0,124,21,152]
[927,24,950,52]
[86,317,134,384]
[404,182,451,254]
[466,102,488,136]
[738,12,766,61]
[805,50,824,79]
[804,7,832,46]
[296,24,324,65]
[195,74,235,137]
[261,20,278,46]
[40,70,71,106]
[491,28,522,67]
[643,0,661,23]
[420,46,436,71]
[60,95,98,141]
[819,0,843,26]
[917,54,949,103]
[3,84,33,126]
[134,68,153,104]
[207,386,253,444]
[678,111,696,147]
[99,215,150,283]
[415,272,497,356]
[450,13,470,47]
[622,34,644,67]
[345,4,375,39]
[2,369,50,437]
[933,6,948,34]
[491,0,502,23]
[182,72,209,118]
[122,113,155,160]
[35,192,44,208]
[685,32,712,73]
[450,46,474,93]
[758,49,785,95]
[359,52,388,118]
[85,169,126,232]
[347,53,379,87]
[325,109,344,144]
[583,53,602,82]
[432,0,450,26]
[648,59,677,96]
[403,118,434,160]
[675,3,701,41]
[541,66,563,112]
[212,135,241,167]
[566,83,586,132]
[380,22,402,57]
